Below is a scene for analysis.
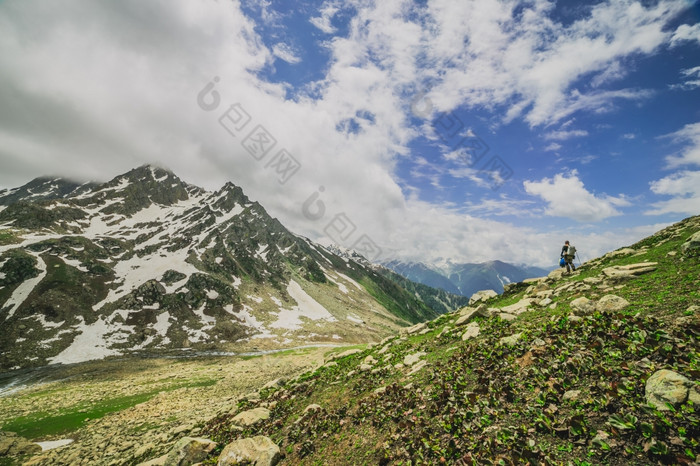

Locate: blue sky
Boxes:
[1,0,699,268]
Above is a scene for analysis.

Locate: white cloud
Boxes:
[671,22,700,46]
[622,133,636,139]
[544,129,588,141]
[272,43,301,64]
[310,1,339,34]
[663,122,700,167]
[544,142,562,151]
[670,66,700,90]
[523,171,630,222]
[0,0,695,271]
[647,170,700,215]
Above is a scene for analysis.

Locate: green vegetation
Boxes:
[201,216,700,465]
[2,378,216,439]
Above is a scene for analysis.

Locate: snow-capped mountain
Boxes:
[383,259,549,297]
[0,166,445,370]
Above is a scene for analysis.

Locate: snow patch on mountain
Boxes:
[4,253,47,319]
[49,317,124,365]
[93,248,199,310]
[270,280,337,330]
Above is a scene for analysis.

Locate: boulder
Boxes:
[461,323,480,341]
[303,404,322,414]
[400,322,427,335]
[538,298,553,307]
[163,437,217,466]
[325,348,362,362]
[218,436,280,466]
[454,306,487,326]
[602,262,657,279]
[499,333,522,346]
[547,269,565,281]
[681,231,700,256]
[500,298,536,315]
[562,390,581,402]
[403,352,426,366]
[468,289,498,305]
[570,297,596,316]
[595,294,630,313]
[231,407,271,427]
[363,355,377,365]
[645,369,695,411]
[498,312,517,321]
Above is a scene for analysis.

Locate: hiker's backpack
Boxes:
[559,257,566,267]
[567,245,577,256]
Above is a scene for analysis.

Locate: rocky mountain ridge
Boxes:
[0,165,449,371]
[383,259,549,297]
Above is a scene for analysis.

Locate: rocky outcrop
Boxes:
[137,437,217,466]
[681,231,700,257]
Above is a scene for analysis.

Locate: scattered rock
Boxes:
[163,437,217,466]
[455,306,487,326]
[231,407,271,427]
[500,298,536,315]
[461,323,480,341]
[408,360,428,375]
[499,333,522,346]
[538,297,553,307]
[359,364,373,372]
[646,370,695,410]
[468,289,498,305]
[547,269,565,281]
[567,314,582,322]
[562,390,581,402]
[583,277,603,285]
[404,352,426,366]
[681,231,700,256]
[218,436,280,466]
[498,312,517,321]
[400,322,427,335]
[570,297,596,316]
[595,294,630,312]
[262,378,286,390]
[363,355,377,365]
[0,431,42,456]
[303,404,322,414]
[326,348,362,362]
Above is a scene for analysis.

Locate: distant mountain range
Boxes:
[382,259,549,298]
[0,165,465,371]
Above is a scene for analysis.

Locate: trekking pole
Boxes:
[576,252,582,267]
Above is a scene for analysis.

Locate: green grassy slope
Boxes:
[200,215,700,465]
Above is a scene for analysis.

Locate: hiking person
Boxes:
[561,240,576,274]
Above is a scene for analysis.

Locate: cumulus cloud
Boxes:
[671,22,700,46]
[523,171,630,222]
[647,170,700,215]
[0,0,694,268]
[647,122,700,216]
[663,122,700,168]
[544,142,562,152]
